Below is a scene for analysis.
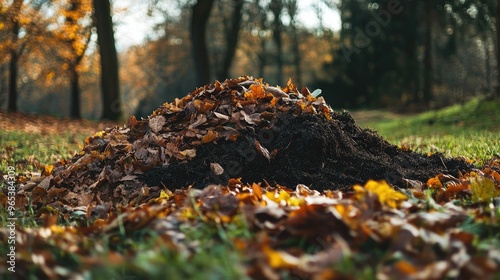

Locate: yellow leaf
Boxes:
[43,165,54,175]
[92,130,105,138]
[353,185,366,200]
[49,225,66,234]
[470,174,500,202]
[262,245,299,269]
[356,180,408,208]
[158,190,171,199]
[264,189,303,206]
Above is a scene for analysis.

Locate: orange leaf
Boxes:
[249,84,266,99]
[427,176,443,189]
[283,78,296,93]
[202,130,218,143]
[127,115,138,127]
[394,260,417,274]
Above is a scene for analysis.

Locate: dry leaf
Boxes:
[202,130,218,143]
[149,115,166,133]
[255,140,271,162]
[210,163,224,175]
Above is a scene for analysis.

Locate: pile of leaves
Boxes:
[21,76,471,208]
[2,165,500,278]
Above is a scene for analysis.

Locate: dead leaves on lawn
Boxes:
[2,165,500,279]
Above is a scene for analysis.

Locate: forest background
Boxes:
[1,0,499,120]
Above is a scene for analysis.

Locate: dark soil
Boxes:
[142,111,472,192]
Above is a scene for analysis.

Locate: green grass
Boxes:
[353,98,500,163]
[0,131,87,174]
[85,218,251,280]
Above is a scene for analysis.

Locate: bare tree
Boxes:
[285,0,302,86]
[496,0,500,98]
[269,0,284,84]
[191,0,215,85]
[422,0,433,105]
[254,0,269,79]
[93,0,122,120]
[5,0,23,112]
[216,0,244,80]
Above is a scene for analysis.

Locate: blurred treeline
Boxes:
[0,0,498,120]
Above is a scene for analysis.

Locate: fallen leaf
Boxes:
[210,163,224,175]
[202,130,218,143]
[255,140,271,162]
[149,115,166,133]
[355,180,408,208]
[470,174,499,202]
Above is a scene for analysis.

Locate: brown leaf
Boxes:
[214,111,230,120]
[127,115,139,127]
[255,140,271,162]
[240,110,256,125]
[210,163,224,175]
[189,114,207,128]
[149,115,166,133]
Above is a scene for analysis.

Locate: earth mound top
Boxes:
[34,76,471,207]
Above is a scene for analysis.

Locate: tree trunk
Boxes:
[270,0,284,85]
[422,0,433,106]
[191,0,215,86]
[483,34,493,95]
[8,50,18,113]
[0,65,6,106]
[217,0,244,80]
[496,0,500,98]
[287,0,302,86]
[93,0,122,120]
[257,0,267,78]
[7,0,23,112]
[69,67,81,119]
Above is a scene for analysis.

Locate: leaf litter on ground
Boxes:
[1,76,500,279]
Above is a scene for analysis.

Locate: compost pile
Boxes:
[33,76,471,206]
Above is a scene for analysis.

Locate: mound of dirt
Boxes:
[37,76,472,206]
[143,112,470,192]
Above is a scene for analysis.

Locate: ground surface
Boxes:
[1,79,500,279]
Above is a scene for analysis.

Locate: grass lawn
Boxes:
[352,98,500,164]
[1,99,499,279]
